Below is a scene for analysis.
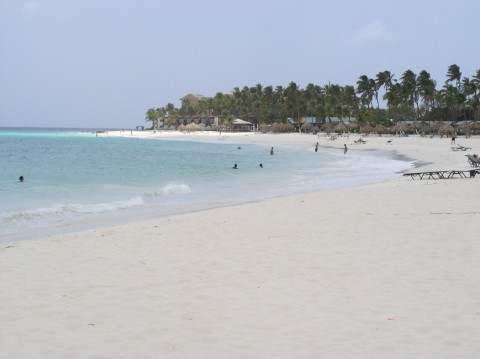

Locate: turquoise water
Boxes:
[0,128,413,242]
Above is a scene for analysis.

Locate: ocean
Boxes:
[0,128,414,242]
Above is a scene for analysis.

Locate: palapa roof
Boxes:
[232,119,252,125]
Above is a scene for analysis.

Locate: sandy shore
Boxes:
[1,132,480,358]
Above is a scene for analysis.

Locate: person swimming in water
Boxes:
[19,176,24,182]
[232,164,238,169]
[259,163,263,168]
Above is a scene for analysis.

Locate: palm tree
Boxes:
[417,70,436,121]
[400,70,420,120]
[145,108,157,129]
[285,81,301,121]
[376,70,394,118]
[274,85,287,121]
[443,65,464,122]
[472,69,480,90]
[304,83,319,118]
[371,78,381,109]
[154,107,167,128]
[262,86,276,123]
[440,84,461,122]
[384,83,403,123]
[471,69,480,121]
[341,85,358,120]
[356,75,375,108]
[324,83,343,120]
[446,64,462,88]
[250,83,264,124]
[376,70,394,94]
[461,77,476,122]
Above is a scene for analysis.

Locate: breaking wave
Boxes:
[144,183,192,198]
[0,197,145,230]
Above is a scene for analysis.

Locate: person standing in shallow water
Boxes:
[315,142,319,152]
[344,144,348,154]
[232,164,238,169]
[270,147,274,155]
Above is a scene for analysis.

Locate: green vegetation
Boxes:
[146,64,480,129]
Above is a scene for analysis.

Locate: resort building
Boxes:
[180,94,210,107]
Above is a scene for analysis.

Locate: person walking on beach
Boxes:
[344,144,348,154]
[451,132,457,145]
[270,147,274,155]
[315,142,319,152]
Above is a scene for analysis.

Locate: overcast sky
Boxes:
[1,0,479,129]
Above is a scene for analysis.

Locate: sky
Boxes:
[0,0,479,129]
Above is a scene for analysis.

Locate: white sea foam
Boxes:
[144,183,192,198]
[0,197,145,232]
[161,183,192,195]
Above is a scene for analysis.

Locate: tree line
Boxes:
[146,64,480,129]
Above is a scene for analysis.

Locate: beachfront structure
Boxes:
[324,117,357,125]
[299,117,358,125]
[174,115,219,127]
[230,118,254,131]
[180,94,210,107]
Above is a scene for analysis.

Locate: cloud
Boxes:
[348,20,386,43]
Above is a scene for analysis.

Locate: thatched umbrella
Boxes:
[393,123,408,133]
[321,123,334,132]
[471,122,480,130]
[431,122,445,131]
[457,121,471,130]
[438,124,455,135]
[301,123,313,132]
[375,124,387,134]
[185,123,200,131]
[347,122,359,132]
[360,124,374,134]
[457,122,471,135]
[411,122,422,130]
[333,123,347,133]
[469,122,480,135]
[420,125,433,134]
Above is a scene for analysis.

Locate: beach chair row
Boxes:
[403,169,479,180]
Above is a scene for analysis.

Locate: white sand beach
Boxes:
[1,132,480,358]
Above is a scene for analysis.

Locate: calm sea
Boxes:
[0,128,413,242]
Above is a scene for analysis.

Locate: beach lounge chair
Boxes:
[465,154,480,167]
[451,144,471,151]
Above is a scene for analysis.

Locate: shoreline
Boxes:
[1,132,480,357]
[2,130,412,244]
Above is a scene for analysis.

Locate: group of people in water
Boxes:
[232,146,274,169]
[232,141,350,169]
[233,163,263,169]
